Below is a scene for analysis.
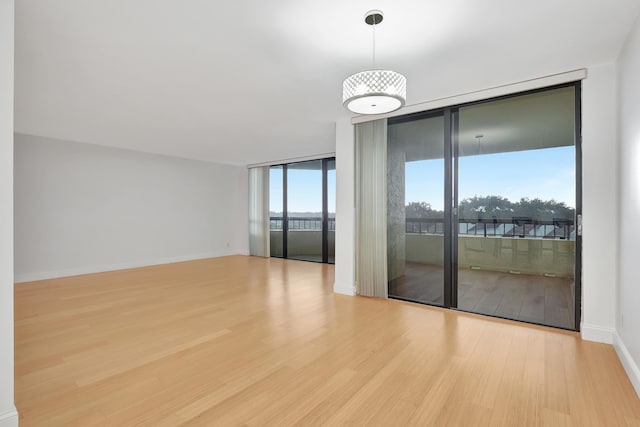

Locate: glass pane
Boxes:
[456,86,576,329]
[327,159,336,264]
[269,166,284,257]
[387,114,445,305]
[287,160,323,262]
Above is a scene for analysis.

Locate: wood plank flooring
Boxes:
[390,262,575,329]
[14,255,640,426]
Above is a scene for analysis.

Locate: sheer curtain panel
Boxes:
[248,166,270,257]
[355,119,388,297]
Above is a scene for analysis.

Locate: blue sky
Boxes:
[407,146,575,211]
[270,167,336,213]
[270,146,575,213]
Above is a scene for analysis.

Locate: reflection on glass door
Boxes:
[455,86,577,329]
[387,113,446,305]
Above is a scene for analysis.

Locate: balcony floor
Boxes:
[389,262,575,330]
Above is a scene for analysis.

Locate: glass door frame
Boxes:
[387,81,582,331]
[270,157,336,264]
[386,109,449,306]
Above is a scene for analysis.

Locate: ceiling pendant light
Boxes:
[343,10,407,115]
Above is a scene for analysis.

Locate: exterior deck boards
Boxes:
[391,262,574,329]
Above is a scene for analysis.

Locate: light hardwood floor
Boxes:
[15,256,640,426]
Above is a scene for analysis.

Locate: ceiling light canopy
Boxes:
[343,10,407,115]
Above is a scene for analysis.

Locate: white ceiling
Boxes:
[14,1,640,166]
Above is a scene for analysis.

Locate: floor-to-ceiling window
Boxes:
[269,158,335,264]
[387,83,580,330]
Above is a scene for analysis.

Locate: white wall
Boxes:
[334,119,355,295]
[580,63,619,342]
[14,134,249,282]
[0,0,17,425]
[334,66,620,344]
[616,12,640,397]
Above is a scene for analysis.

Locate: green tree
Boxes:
[405,201,443,219]
[413,195,575,221]
[511,197,574,221]
[458,195,513,220]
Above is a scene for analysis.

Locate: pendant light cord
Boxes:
[372,18,376,69]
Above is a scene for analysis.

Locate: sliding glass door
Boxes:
[387,113,446,305]
[327,159,336,263]
[386,83,581,330]
[269,165,284,257]
[455,86,577,329]
[287,160,323,262]
[269,158,335,264]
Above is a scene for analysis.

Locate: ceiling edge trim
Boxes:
[247,152,336,169]
[351,68,587,125]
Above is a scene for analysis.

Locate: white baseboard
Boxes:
[0,407,18,427]
[333,281,356,296]
[614,332,640,398]
[14,250,248,283]
[580,323,614,344]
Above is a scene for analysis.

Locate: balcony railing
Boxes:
[270,217,574,240]
[270,217,335,231]
[407,217,575,240]
[269,216,574,276]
